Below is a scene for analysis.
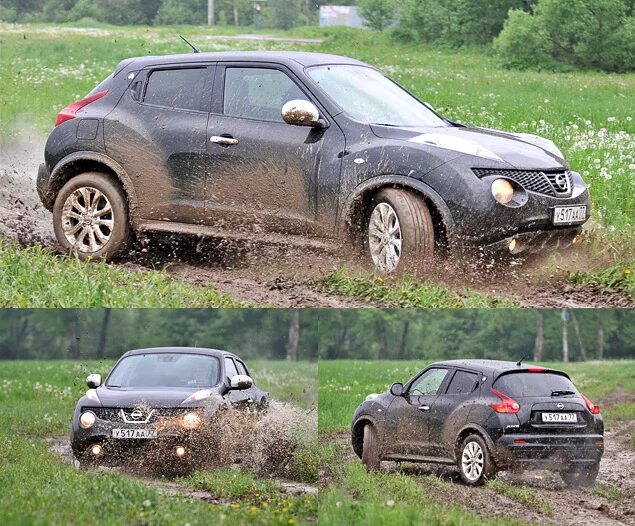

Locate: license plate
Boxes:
[541,412,577,423]
[111,428,157,439]
[552,205,586,225]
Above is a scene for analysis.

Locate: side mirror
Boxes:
[390,382,404,396]
[230,374,254,390]
[86,373,102,389]
[281,99,320,127]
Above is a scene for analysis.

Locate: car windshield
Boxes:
[106,353,220,389]
[493,373,577,398]
[306,64,447,127]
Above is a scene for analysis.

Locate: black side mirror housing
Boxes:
[390,382,404,396]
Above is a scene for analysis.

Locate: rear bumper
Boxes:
[36,162,54,211]
[493,434,604,469]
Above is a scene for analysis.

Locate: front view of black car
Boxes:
[71,347,268,468]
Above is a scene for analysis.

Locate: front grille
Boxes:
[85,407,189,423]
[472,168,572,197]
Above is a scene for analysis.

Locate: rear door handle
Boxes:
[210,135,239,146]
[418,405,430,411]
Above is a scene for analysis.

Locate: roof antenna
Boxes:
[516,354,528,366]
[179,35,201,53]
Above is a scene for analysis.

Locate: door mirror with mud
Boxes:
[281,99,320,126]
[390,382,404,396]
[230,374,254,390]
[86,373,102,389]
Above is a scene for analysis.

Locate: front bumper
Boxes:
[493,433,604,470]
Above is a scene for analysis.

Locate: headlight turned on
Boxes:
[80,411,96,429]
[182,412,201,429]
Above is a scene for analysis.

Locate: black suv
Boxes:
[351,360,603,486]
[72,347,268,467]
[37,51,589,273]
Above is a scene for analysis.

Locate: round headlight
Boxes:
[491,179,514,204]
[182,412,201,429]
[80,411,96,429]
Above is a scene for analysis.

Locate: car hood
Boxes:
[370,124,567,170]
[94,386,223,407]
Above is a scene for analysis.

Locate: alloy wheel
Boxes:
[61,186,114,253]
[461,440,484,482]
[368,202,402,272]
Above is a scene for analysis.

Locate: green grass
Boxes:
[0,242,245,307]
[324,269,519,308]
[0,359,317,525]
[487,479,553,515]
[593,484,623,502]
[318,359,635,432]
[566,262,635,299]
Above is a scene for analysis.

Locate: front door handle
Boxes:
[210,135,239,146]
[418,405,430,411]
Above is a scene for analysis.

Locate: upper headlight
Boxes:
[491,179,514,204]
[513,132,564,159]
[408,132,503,161]
[79,411,96,429]
[182,412,201,429]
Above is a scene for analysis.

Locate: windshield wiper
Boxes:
[551,390,575,397]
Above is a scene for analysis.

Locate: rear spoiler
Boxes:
[493,367,571,383]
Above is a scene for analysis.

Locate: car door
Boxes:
[390,367,451,457]
[204,63,345,236]
[224,356,258,406]
[427,369,481,457]
[105,64,214,224]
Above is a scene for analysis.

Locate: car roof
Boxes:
[123,347,239,360]
[117,51,368,74]
[431,359,563,376]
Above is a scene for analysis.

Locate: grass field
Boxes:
[0,359,317,525]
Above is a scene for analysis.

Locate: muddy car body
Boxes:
[38,51,589,273]
[352,359,603,486]
[71,347,268,467]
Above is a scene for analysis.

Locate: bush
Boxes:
[494,0,635,72]
[154,0,205,25]
[0,5,18,22]
[358,0,396,31]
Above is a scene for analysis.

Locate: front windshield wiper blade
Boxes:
[551,390,576,397]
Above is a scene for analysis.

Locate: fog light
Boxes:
[508,239,517,253]
[175,445,186,457]
[80,411,96,429]
[91,444,103,456]
[182,412,201,429]
[572,235,580,245]
[491,179,514,204]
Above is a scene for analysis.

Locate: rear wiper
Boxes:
[551,390,575,397]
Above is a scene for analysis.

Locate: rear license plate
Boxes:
[112,428,157,439]
[552,205,586,225]
[541,412,577,423]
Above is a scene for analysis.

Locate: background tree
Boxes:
[358,0,396,31]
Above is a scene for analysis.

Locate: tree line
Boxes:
[0,309,633,363]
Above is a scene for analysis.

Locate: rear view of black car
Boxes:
[37,50,589,274]
[352,360,603,486]
[72,347,268,470]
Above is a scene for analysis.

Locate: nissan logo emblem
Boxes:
[554,172,569,192]
[130,409,143,420]
[556,402,564,409]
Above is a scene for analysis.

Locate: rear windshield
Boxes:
[493,372,577,398]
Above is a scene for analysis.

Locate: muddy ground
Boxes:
[325,418,635,526]
[1,134,633,308]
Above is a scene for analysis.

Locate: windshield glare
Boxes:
[106,353,220,389]
[493,373,577,398]
[307,65,447,127]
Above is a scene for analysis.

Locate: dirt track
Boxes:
[1,134,633,308]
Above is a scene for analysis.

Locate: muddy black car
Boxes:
[352,360,603,486]
[37,51,589,273]
[71,347,268,467]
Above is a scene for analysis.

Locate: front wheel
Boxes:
[361,424,381,470]
[365,188,434,274]
[458,434,497,486]
[53,172,131,260]
[560,462,600,488]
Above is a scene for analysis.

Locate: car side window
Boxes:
[409,368,448,396]
[235,360,248,376]
[225,357,239,380]
[143,67,208,111]
[223,67,306,122]
[446,370,480,395]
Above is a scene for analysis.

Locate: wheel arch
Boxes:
[47,152,139,224]
[339,175,455,250]
[454,423,495,462]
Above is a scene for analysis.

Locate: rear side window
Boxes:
[446,370,479,395]
[494,373,576,397]
[144,67,208,111]
[224,357,239,379]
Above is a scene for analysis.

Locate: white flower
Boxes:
[386,500,395,507]
[142,500,152,507]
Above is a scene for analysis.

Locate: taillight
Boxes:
[489,388,520,413]
[581,393,600,414]
[55,90,108,126]
[527,366,545,373]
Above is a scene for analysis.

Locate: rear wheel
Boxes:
[365,188,434,274]
[560,462,600,488]
[361,424,381,470]
[458,434,497,486]
[53,172,131,260]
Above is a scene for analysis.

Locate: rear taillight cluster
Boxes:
[581,393,601,414]
[489,388,520,413]
[55,90,108,126]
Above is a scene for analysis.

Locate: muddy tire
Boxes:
[53,172,131,261]
[365,188,434,274]
[361,424,381,470]
[458,434,496,486]
[560,462,600,488]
